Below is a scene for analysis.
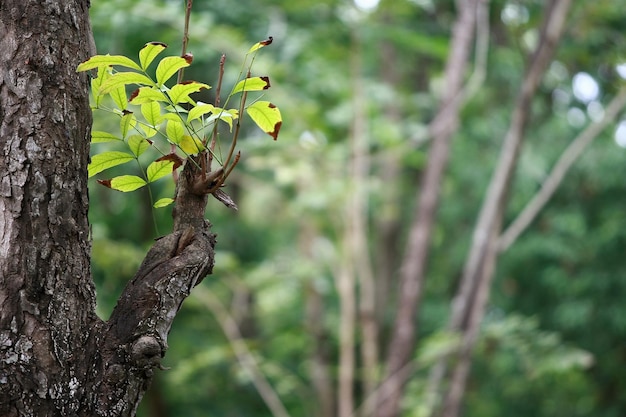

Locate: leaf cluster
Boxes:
[77,39,282,208]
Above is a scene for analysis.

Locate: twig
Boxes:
[177,0,193,85]
[192,285,292,417]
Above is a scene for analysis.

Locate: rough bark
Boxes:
[0,1,216,416]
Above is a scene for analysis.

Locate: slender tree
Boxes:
[0,1,217,415]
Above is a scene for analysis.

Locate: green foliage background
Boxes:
[88,1,626,416]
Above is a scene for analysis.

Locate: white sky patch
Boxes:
[616,64,626,79]
[572,72,599,103]
[614,120,626,148]
[354,0,380,12]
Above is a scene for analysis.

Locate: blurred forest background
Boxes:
[88,0,626,416]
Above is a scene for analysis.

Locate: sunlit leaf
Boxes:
[100,72,155,94]
[91,131,122,143]
[127,135,150,157]
[153,197,175,208]
[247,36,273,54]
[90,66,110,107]
[141,102,162,126]
[232,76,270,94]
[141,125,158,139]
[120,111,136,139]
[169,81,210,105]
[156,56,190,86]
[188,103,216,122]
[160,112,183,123]
[166,119,184,144]
[204,109,238,131]
[109,175,147,192]
[129,87,168,104]
[147,160,175,183]
[178,135,205,155]
[246,101,282,140]
[77,54,142,72]
[110,86,127,111]
[139,42,167,70]
[88,151,135,178]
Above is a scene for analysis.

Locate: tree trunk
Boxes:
[436,2,572,416]
[0,1,216,416]
[376,1,480,416]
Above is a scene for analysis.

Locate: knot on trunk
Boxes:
[130,335,164,371]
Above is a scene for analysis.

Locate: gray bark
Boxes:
[0,1,216,416]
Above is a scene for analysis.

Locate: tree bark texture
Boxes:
[0,1,216,416]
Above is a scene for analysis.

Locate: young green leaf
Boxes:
[90,66,110,107]
[77,54,142,72]
[127,135,150,157]
[91,131,122,143]
[232,76,270,94]
[129,87,168,104]
[139,42,168,70]
[110,86,128,111]
[88,151,135,177]
[187,103,216,122]
[141,101,162,127]
[246,101,282,140]
[99,72,155,94]
[166,119,184,144]
[156,56,190,86]
[153,197,175,208]
[120,112,136,139]
[178,135,205,155]
[247,36,273,54]
[169,81,210,105]
[108,175,147,192]
[147,160,175,183]
[204,109,238,131]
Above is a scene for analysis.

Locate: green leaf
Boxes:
[127,135,150,157]
[156,56,190,86]
[139,42,168,70]
[187,103,216,122]
[205,109,239,131]
[147,160,175,183]
[232,76,270,94]
[110,86,127,110]
[99,72,155,94]
[178,135,205,155]
[90,66,110,107]
[169,81,210,105]
[247,37,273,54]
[77,54,142,72]
[109,175,147,192]
[129,87,168,104]
[91,131,122,143]
[120,112,136,139]
[246,101,282,140]
[153,197,175,208]
[88,151,135,178]
[141,125,158,139]
[166,119,184,144]
[141,102,162,126]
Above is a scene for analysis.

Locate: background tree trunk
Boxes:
[0,1,216,416]
[376,1,480,415]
